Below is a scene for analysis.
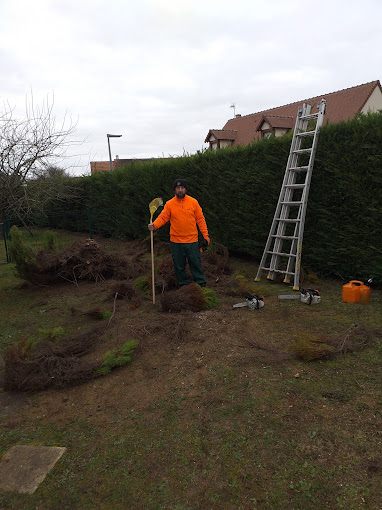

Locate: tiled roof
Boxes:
[204,129,237,143]
[219,80,381,146]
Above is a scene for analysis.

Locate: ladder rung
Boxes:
[262,268,296,275]
[271,235,298,240]
[284,184,305,189]
[266,251,297,257]
[280,201,302,206]
[293,148,312,154]
[275,218,300,223]
[300,113,319,120]
[289,166,308,172]
[296,131,316,137]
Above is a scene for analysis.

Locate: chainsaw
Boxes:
[233,293,265,310]
[278,288,321,305]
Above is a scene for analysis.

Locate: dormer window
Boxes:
[256,116,294,139]
[204,129,237,150]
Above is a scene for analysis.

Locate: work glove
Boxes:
[199,238,209,252]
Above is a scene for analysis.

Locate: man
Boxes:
[148,178,209,287]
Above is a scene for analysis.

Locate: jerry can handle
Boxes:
[348,280,364,286]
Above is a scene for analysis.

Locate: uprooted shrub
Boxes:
[9,233,144,285]
[109,281,140,301]
[156,255,180,292]
[3,326,139,391]
[290,324,381,361]
[202,241,231,275]
[161,283,220,312]
[20,327,65,356]
[95,340,139,376]
[84,307,112,320]
[135,275,150,295]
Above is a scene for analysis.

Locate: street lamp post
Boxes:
[107,134,122,171]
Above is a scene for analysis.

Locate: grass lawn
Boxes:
[0,231,381,510]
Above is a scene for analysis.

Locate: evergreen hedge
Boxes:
[31,112,382,283]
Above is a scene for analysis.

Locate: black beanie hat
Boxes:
[173,178,188,190]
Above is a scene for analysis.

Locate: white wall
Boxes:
[210,137,232,150]
[275,128,289,137]
[361,86,382,113]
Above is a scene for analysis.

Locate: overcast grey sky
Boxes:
[1,0,381,175]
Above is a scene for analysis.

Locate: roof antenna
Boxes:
[230,103,236,117]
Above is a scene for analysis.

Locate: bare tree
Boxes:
[0,94,83,223]
[37,165,71,180]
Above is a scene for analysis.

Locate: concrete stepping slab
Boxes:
[0,445,66,494]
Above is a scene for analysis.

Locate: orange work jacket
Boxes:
[153,194,209,244]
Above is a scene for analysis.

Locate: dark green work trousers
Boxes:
[170,242,206,286]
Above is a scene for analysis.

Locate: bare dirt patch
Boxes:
[1,238,381,508]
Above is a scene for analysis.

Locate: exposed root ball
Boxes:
[21,239,143,285]
[109,281,140,301]
[3,327,103,391]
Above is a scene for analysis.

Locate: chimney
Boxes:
[115,155,119,159]
[235,114,241,118]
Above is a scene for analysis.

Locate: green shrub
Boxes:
[96,339,139,376]
[19,327,65,358]
[135,276,150,295]
[18,111,382,283]
[42,230,59,252]
[201,287,220,309]
[8,225,37,280]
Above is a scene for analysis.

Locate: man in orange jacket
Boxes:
[148,178,209,287]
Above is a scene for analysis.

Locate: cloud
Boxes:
[1,0,381,175]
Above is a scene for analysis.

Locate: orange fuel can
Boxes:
[342,280,370,304]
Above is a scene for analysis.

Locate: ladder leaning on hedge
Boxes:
[255,98,327,290]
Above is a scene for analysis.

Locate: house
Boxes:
[90,161,114,174]
[204,80,382,150]
[90,156,170,175]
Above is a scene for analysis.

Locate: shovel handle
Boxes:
[151,230,155,304]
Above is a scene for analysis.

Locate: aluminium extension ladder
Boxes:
[255,98,327,290]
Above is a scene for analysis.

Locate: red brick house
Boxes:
[205,80,382,150]
[90,156,170,175]
[90,161,113,174]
